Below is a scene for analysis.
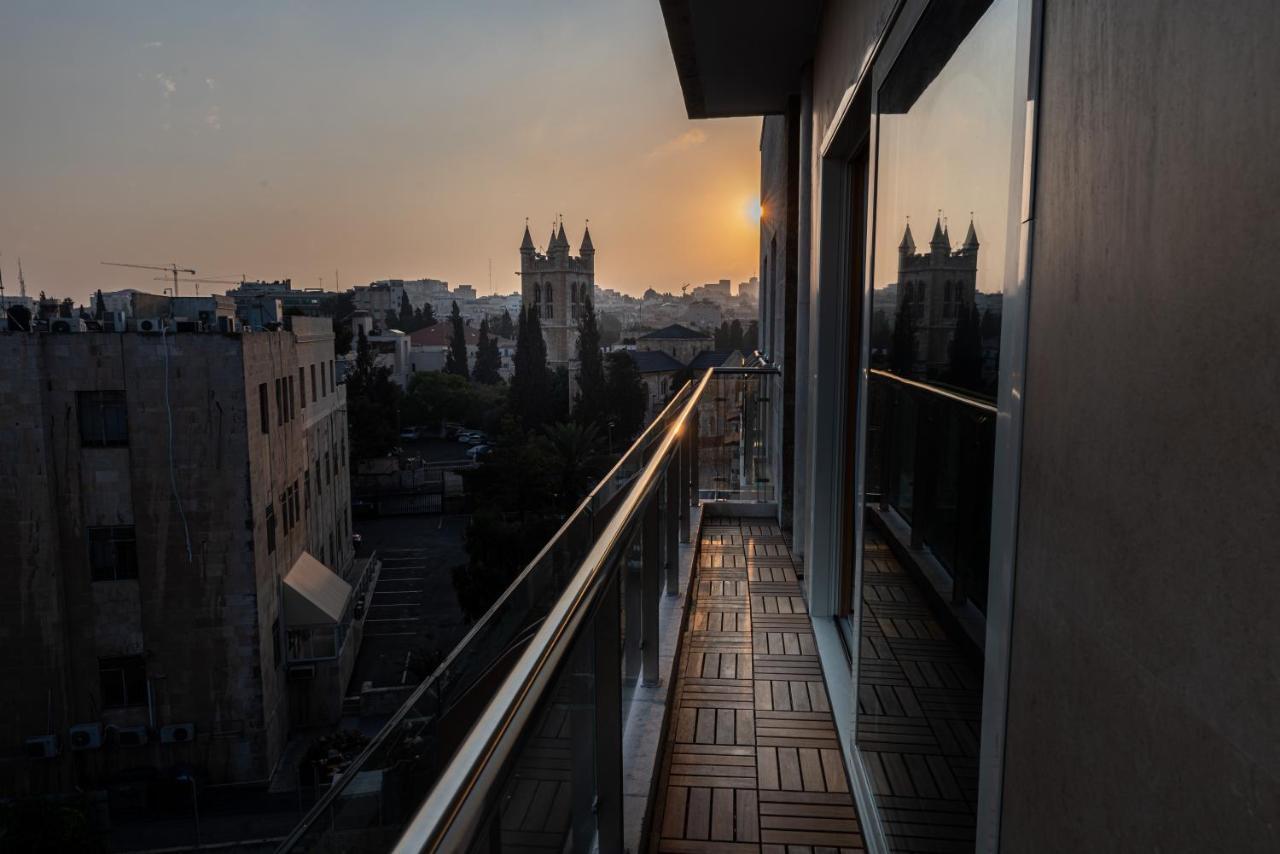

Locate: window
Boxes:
[299,368,307,409]
[315,459,323,495]
[329,360,335,389]
[325,452,332,484]
[291,479,300,527]
[287,375,295,421]
[99,656,146,708]
[304,471,311,510]
[311,364,318,401]
[280,491,289,533]
[88,525,138,581]
[259,382,270,434]
[78,390,129,447]
[275,378,284,426]
[266,502,277,553]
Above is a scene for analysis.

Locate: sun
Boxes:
[742,196,762,225]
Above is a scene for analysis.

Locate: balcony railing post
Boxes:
[679,420,692,544]
[641,492,661,685]
[623,532,642,687]
[664,460,680,594]
[689,408,701,504]
[569,610,598,853]
[593,574,624,853]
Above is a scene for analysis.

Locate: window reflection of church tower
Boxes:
[520,219,595,367]
[896,215,979,377]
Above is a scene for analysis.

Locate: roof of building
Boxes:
[283,551,352,626]
[408,323,512,348]
[638,323,712,341]
[688,350,740,371]
[625,349,685,374]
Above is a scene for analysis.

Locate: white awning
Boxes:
[283,551,352,626]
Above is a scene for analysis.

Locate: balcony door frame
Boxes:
[805,0,1045,851]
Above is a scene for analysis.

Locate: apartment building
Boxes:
[0,316,359,795]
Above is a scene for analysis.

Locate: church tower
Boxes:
[896,215,980,377]
[520,219,597,367]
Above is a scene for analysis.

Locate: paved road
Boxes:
[350,515,471,691]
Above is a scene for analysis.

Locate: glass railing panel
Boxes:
[696,369,778,504]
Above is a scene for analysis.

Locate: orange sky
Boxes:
[0,1,761,304]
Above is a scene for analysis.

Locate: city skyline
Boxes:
[0,1,761,305]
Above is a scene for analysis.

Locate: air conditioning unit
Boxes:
[24,735,60,759]
[50,318,87,333]
[135,317,167,334]
[69,723,103,751]
[112,725,150,748]
[160,723,195,744]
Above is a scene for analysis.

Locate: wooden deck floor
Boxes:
[650,517,865,853]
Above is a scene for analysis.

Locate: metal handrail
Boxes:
[275,380,697,852]
[868,367,997,414]
[392,369,718,852]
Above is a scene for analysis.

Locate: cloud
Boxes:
[204,106,221,131]
[646,128,707,161]
[205,77,216,91]
[155,73,175,98]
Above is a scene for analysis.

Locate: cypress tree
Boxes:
[573,297,607,426]
[511,306,550,430]
[444,300,469,378]
[473,316,502,384]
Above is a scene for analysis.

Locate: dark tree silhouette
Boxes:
[889,299,916,375]
[333,290,355,355]
[605,351,648,441]
[399,292,414,329]
[94,290,106,320]
[346,327,402,461]
[444,300,469,378]
[510,306,551,431]
[496,308,516,340]
[573,297,607,426]
[472,316,502,384]
[947,302,984,391]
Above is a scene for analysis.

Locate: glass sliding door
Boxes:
[853,0,1023,849]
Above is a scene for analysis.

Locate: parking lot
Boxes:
[349,514,471,690]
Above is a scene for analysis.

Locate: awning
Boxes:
[283,551,352,626]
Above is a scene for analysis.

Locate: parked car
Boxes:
[466,444,491,461]
[399,427,420,441]
[463,432,487,446]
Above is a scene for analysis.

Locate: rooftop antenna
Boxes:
[103,261,195,298]
[18,256,27,298]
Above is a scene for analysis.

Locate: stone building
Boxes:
[0,316,361,796]
[896,217,980,375]
[520,221,595,367]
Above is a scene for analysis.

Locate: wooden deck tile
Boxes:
[650,518,863,852]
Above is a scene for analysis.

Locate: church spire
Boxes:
[580,222,594,254]
[962,215,980,253]
[930,214,950,254]
[556,220,568,248]
[520,220,535,254]
[899,221,916,254]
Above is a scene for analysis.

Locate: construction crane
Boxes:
[102,261,195,297]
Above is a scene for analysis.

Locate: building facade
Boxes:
[519,221,595,366]
[662,0,1280,851]
[0,317,358,795]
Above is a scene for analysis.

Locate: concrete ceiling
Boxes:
[659,0,822,118]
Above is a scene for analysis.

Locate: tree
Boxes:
[94,290,106,320]
[346,326,402,461]
[598,311,622,348]
[510,306,551,431]
[58,297,73,318]
[384,310,399,331]
[889,299,916,375]
[605,351,648,441]
[399,291,414,329]
[496,308,516,340]
[573,297,607,426]
[728,319,744,351]
[472,316,502,384]
[543,421,604,507]
[947,302,984,391]
[421,302,437,328]
[742,320,759,354]
[444,300,469,378]
[402,371,506,433]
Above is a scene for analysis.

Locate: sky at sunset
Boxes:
[0,1,762,304]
